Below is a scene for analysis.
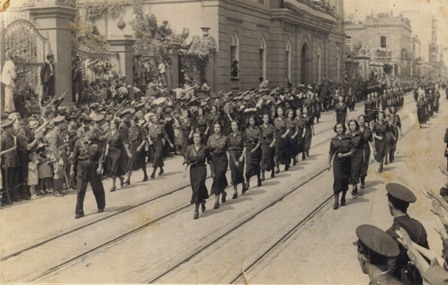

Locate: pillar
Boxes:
[166,43,180,91]
[107,34,135,86]
[29,1,76,106]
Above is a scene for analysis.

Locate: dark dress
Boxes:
[360,126,373,178]
[349,131,363,184]
[334,102,348,125]
[106,131,128,176]
[296,117,306,154]
[273,117,290,165]
[373,121,388,162]
[208,134,229,195]
[128,125,147,170]
[184,144,211,204]
[288,118,299,158]
[302,114,313,153]
[148,123,166,168]
[179,117,193,157]
[227,132,245,186]
[416,99,426,124]
[329,135,353,194]
[244,126,262,178]
[260,124,275,171]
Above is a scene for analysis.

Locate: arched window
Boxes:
[285,40,292,82]
[317,47,322,84]
[230,32,239,78]
[259,37,267,80]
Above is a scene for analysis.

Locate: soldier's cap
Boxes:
[386,183,417,203]
[91,114,105,122]
[1,119,14,129]
[354,224,399,258]
[52,115,65,124]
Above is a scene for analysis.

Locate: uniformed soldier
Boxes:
[355,224,402,285]
[385,183,429,285]
[49,115,67,197]
[1,119,20,205]
[70,129,106,219]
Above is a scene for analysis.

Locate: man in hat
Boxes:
[1,119,20,205]
[355,224,402,284]
[70,129,106,219]
[41,53,55,102]
[1,50,17,113]
[385,183,429,285]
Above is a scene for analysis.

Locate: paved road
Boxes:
[1,94,446,284]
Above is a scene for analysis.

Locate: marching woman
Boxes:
[372,111,388,173]
[273,107,290,173]
[148,115,173,179]
[302,106,315,160]
[244,115,262,189]
[195,107,209,145]
[227,121,246,199]
[106,121,131,192]
[328,123,353,210]
[260,113,276,180]
[347,119,363,198]
[179,109,194,157]
[295,108,306,162]
[385,115,399,165]
[125,118,148,185]
[416,94,427,128]
[208,122,229,209]
[287,109,299,166]
[334,95,349,125]
[358,115,374,189]
[183,132,212,220]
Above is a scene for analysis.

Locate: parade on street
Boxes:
[1,0,448,284]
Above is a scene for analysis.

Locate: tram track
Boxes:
[4,95,416,282]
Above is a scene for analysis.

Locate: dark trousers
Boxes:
[43,77,55,101]
[75,162,105,214]
[1,166,20,202]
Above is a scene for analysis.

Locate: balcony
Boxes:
[283,0,337,23]
[376,48,392,61]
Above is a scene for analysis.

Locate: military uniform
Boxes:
[72,135,106,219]
[1,119,20,204]
[385,183,428,285]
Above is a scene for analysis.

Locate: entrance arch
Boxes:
[301,43,311,84]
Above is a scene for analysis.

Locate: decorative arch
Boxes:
[301,41,312,84]
[230,32,240,78]
[259,36,267,80]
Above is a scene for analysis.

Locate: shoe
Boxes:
[46,189,53,194]
[285,165,289,171]
[341,199,346,206]
[142,175,148,182]
[257,179,262,187]
[201,201,206,212]
[232,192,238,199]
[276,167,280,174]
[159,168,164,175]
[150,173,155,179]
[193,211,199,220]
[75,212,84,219]
[124,179,131,186]
[221,192,227,203]
[261,172,265,181]
[360,183,365,189]
[333,202,339,210]
[271,171,275,178]
[119,177,125,188]
[110,186,116,192]
[30,195,38,200]
[243,183,249,194]
[97,209,104,213]
[53,192,64,197]
[213,200,220,209]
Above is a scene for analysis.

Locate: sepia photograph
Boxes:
[0,0,448,284]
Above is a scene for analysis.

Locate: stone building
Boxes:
[345,13,413,77]
[87,0,345,92]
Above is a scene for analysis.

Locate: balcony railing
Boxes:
[293,0,336,17]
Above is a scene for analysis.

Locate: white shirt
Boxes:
[1,60,17,87]
[158,63,166,74]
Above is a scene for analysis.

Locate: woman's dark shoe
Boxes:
[360,183,365,189]
[124,179,131,186]
[119,177,125,188]
[213,200,220,209]
[110,186,116,192]
[150,173,155,179]
[271,170,275,178]
[221,192,227,203]
[159,168,164,175]
[142,175,148,182]
[232,192,238,199]
[276,167,280,174]
[193,211,199,220]
[333,201,339,210]
[340,198,346,206]
[257,179,262,187]
[201,200,206,212]
[243,183,248,194]
[261,172,265,181]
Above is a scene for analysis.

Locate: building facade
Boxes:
[83,0,345,92]
[345,13,413,77]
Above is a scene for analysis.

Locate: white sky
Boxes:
[344,0,448,63]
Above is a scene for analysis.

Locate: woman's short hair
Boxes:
[348,119,360,131]
[333,123,346,133]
